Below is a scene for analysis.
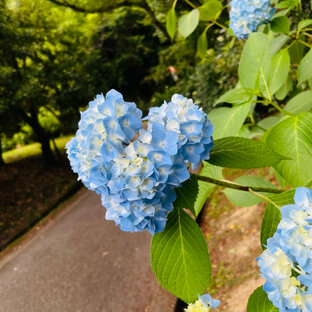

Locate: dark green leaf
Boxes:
[174,175,199,216]
[194,162,223,216]
[247,287,278,311]
[271,16,290,34]
[260,203,281,249]
[151,209,211,303]
[208,137,287,169]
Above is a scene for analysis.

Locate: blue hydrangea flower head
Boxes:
[230,0,276,39]
[144,94,214,170]
[185,294,220,312]
[257,187,312,311]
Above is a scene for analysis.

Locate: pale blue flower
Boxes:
[230,0,276,39]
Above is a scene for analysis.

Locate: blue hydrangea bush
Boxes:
[67,1,312,309]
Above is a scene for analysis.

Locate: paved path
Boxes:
[0,190,176,312]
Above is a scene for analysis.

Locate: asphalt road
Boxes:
[0,190,176,312]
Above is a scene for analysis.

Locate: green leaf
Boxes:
[284,91,312,114]
[275,75,293,100]
[298,19,312,30]
[270,34,289,56]
[199,0,223,21]
[197,30,208,59]
[268,189,296,207]
[298,48,312,84]
[269,49,290,95]
[208,137,287,169]
[271,16,290,34]
[258,116,281,131]
[174,175,199,216]
[178,9,199,38]
[266,113,312,187]
[166,7,177,40]
[247,287,278,311]
[260,203,281,249]
[194,162,223,216]
[260,189,295,249]
[214,88,253,106]
[151,209,211,303]
[239,33,271,92]
[224,176,276,207]
[289,38,305,64]
[207,102,251,140]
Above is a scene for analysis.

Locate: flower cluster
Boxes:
[66,90,214,234]
[257,187,312,311]
[185,294,220,312]
[230,0,275,39]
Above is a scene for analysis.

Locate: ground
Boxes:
[202,168,277,311]
[0,153,78,250]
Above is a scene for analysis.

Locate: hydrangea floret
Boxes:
[257,187,312,311]
[230,0,276,39]
[185,294,220,312]
[66,90,214,234]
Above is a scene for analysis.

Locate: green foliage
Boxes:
[271,16,290,34]
[260,203,281,249]
[208,137,287,169]
[166,7,177,40]
[214,88,253,106]
[198,0,223,21]
[194,162,223,216]
[297,48,312,85]
[174,175,199,216]
[178,9,199,38]
[238,33,271,94]
[266,113,312,187]
[207,102,251,139]
[247,287,278,311]
[224,176,276,207]
[151,208,211,303]
[284,91,312,113]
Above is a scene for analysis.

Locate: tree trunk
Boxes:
[0,135,5,166]
[15,106,56,165]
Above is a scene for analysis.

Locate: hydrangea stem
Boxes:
[196,175,284,194]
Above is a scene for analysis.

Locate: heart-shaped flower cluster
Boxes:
[230,0,275,39]
[66,90,214,234]
[257,188,312,311]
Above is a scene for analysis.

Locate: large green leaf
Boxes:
[224,176,276,207]
[214,88,253,106]
[284,91,312,114]
[207,102,251,140]
[151,209,211,303]
[178,9,199,38]
[194,162,223,216]
[298,19,312,30]
[239,33,271,92]
[174,175,199,216]
[270,34,289,55]
[275,75,293,100]
[297,48,312,84]
[208,137,287,169]
[269,49,290,95]
[166,7,177,40]
[266,113,312,187]
[247,287,278,311]
[199,0,223,21]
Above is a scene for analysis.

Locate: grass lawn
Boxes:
[3,135,73,163]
